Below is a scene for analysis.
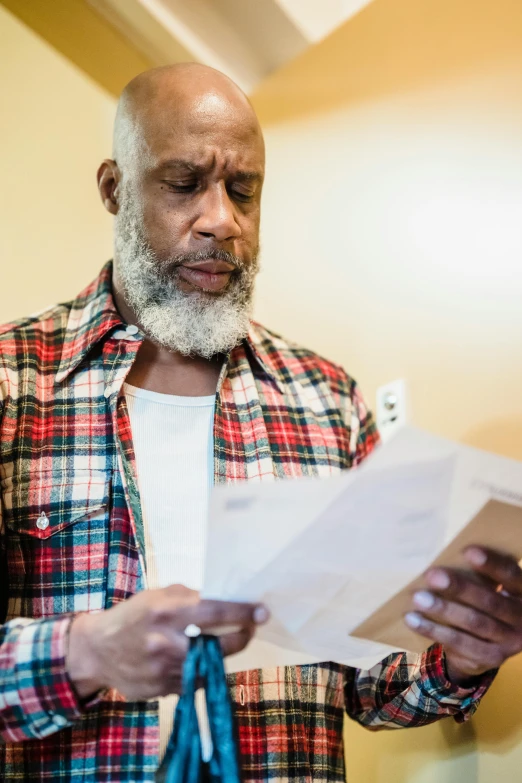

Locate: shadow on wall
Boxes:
[474,654,522,752]
[252,0,522,125]
[345,714,478,782]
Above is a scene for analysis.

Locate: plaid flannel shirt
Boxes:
[0,263,492,782]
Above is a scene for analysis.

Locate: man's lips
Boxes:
[177,260,236,292]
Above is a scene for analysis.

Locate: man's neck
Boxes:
[125,340,223,397]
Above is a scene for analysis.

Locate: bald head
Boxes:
[113,63,264,179]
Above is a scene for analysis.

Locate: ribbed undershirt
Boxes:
[124,383,215,762]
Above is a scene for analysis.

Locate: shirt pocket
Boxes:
[3,469,110,538]
[2,469,111,618]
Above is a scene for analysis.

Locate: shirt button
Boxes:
[36,512,49,530]
[48,711,67,727]
[125,324,139,335]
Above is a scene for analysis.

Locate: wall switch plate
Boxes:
[376,379,409,442]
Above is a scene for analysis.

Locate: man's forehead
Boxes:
[139,103,264,172]
[114,65,264,174]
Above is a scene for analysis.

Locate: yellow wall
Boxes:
[251,0,522,781]
[0,4,115,323]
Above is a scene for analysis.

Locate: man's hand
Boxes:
[405,547,522,685]
[67,584,269,700]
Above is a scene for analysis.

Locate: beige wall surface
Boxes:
[251,0,522,781]
[0,4,115,324]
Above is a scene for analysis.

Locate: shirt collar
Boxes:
[246,322,288,394]
[55,261,286,392]
[55,261,124,384]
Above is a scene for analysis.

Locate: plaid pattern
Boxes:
[0,263,492,782]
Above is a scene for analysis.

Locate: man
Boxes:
[1,63,522,782]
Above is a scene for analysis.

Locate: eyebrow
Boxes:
[160,158,263,184]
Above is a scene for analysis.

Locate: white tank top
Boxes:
[124,383,215,762]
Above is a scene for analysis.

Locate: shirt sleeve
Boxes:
[341,375,381,467]
[0,613,91,742]
[0,369,104,742]
[0,387,94,742]
[344,644,496,728]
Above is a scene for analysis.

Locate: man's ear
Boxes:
[97,159,121,215]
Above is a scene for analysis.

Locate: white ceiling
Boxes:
[277,0,374,43]
[88,0,374,93]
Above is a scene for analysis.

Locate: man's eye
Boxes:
[164,181,196,193]
[231,189,255,203]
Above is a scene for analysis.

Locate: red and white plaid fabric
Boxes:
[0,263,493,782]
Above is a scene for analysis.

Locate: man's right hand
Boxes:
[67,584,268,700]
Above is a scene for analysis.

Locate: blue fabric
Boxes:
[157,636,241,783]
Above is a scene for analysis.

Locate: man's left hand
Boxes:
[405,547,522,685]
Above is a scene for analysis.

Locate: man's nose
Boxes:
[192,183,241,243]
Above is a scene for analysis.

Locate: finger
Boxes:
[219,625,255,657]
[463,548,522,596]
[183,600,269,631]
[412,590,512,643]
[148,629,189,666]
[423,567,522,628]
[404,612,504,672]
[163,583,200,603]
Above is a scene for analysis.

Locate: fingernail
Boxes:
[253,605,270,624]
[426,569,450,589]
[405,612,423,629]
[414,591,435,610]
[465,547,487,566]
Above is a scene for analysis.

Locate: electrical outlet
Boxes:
[376,379,409,442]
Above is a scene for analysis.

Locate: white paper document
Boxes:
[202,426,522,673]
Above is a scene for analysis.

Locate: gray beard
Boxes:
[114,192,259,359]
